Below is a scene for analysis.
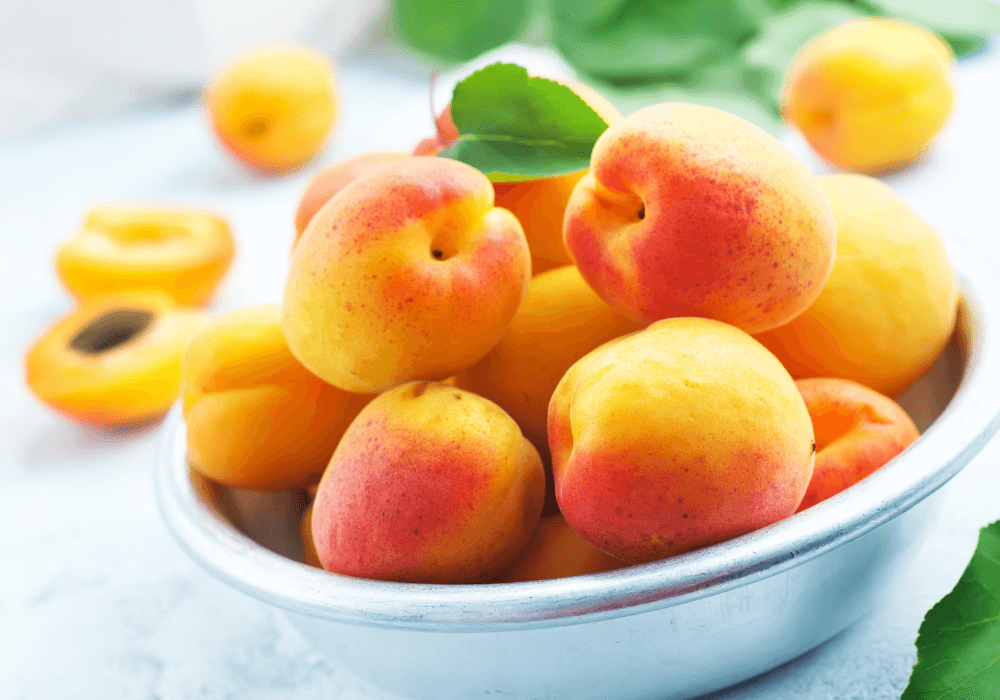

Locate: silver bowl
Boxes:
[156,236,1000,700]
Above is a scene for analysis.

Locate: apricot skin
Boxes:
[795,378,919,511]
[549,317,815,564]
[181,305,371,491]
[283,156,531,394]
[563,102,836,334]
[312,381,546,584]
[754,174,959,397]
[25,290,210,426]
[56,207,234,307]
[496,514,627,583]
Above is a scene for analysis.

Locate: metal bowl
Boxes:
[156,236,1000,700]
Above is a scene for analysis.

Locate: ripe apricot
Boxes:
[205,45,337,173]
[56,206,234,307]
[25,290,210,426]
[496,515,627,583]
[755,174,959,397]
[301,503,322,568]
[783,18,955,174]
[181,305,371,491]
[795,378,919,511]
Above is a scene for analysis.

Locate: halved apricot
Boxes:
[24,290,211,426]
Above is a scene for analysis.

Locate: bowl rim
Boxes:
[155,235,1000,632]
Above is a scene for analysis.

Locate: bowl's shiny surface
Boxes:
[156,237,1000,700]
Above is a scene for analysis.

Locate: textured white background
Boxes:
[1,32,999,700]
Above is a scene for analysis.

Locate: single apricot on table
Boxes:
[496,514,627,583]
[283,157,531,394]
[794,378,919,512]
[56,206,234,307]
[181,305,371,491]
[205,45,337,174]
[549,317,815,564]
[312,380,546,584]
[783,18,955,174]
[755,174,959,397]
[563,102,837,334]
[25,290,210,426]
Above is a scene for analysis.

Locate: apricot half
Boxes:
[25,290,210,426]
[56,206,234,306]
[181,305,371,491]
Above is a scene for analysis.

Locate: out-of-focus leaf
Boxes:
[439,63,611,181]
[901,520,1000,699]
[392,0,532,63]
[866,0,1000,57]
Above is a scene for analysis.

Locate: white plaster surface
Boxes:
[2,41,999,700]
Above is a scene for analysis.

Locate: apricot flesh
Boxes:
[755,174,959,397]
[563,102,836,334]
[312,380,546,584]
[496,515,627,583]
[181,305,371,491]
[549,317,815,564]
[283,156,531,394]
[56,207,234,306]
[25,290,210,426]
[783,18,955,174]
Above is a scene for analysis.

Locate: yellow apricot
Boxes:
[755,174,958,397]
[496,515,627,582]
[56,206,234,306]
[783,18,954,174]
[205,45,337,173]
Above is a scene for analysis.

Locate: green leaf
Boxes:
[439,63,612,182]
[392,0,533,63]
[865,0,1000,58]
[901,520,1000,699]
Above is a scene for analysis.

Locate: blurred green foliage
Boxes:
[393,0,533,62]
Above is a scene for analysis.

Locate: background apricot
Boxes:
[56,206,234,307]
[755,174,959,397]
[311,380,545,584]
[205,45,337,173]
[25,290,210,426]
[181,305,371,491]
[783,18,955,174]
[495,515,627,583]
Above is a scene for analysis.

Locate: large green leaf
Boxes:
[392,0,532,63]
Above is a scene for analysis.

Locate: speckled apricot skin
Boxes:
[293,152,408,243]
[783,18,954,175]
[548,317,815,564]
[181,305,371,491]
[795,378,919,512]
[754,174,958,397]
[283,157,531,394]
[56,207,234,307]
[25,290,210,426]
[312,380,546,584]
[495,514,627,583]
[563,102,837,334]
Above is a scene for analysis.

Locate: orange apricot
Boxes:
[24,290,210,426]
[496,515,627,583]
[55,206,234,307]
[795,377,919,511]
[181,305,371,491]
[301,503,323,568]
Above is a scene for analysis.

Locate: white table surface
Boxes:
[2,41,999,700]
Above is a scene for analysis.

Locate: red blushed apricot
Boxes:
[24,290,210,426]
[312,380,545,584]
[795,378,919,511]
[181,305,371,491]
[56,207,234,307]
[496,515,628,582]
[293,152,409,243]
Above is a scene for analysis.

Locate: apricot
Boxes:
[549,317,814,564]
[312,380,546,584]
[283,156,531,394]
[794,378,919,512]
[56,206,234,307]
[783,18,955,174]
[301,503,322,568]
[205,45,337,173]
[293,151,408,243]
[755,174,959,397]
[25,290,210,426]
[181,305,371,491]
[496,515,627,583]
[563,102,837,334]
